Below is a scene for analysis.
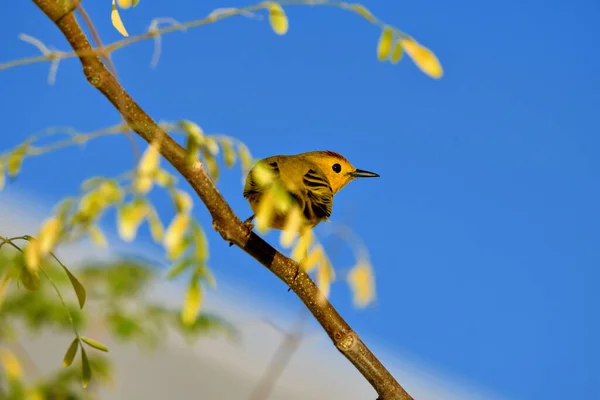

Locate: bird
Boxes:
[242,150,380,231]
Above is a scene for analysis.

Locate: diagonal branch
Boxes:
[30,1,413,399]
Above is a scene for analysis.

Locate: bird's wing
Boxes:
[301,167,333,221]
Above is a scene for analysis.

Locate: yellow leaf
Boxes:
[350,4,376,23]
[37,217,62,254]
[24,239,41,273]
[164,213,190,258]
[191,223,209,261]
[347,260,376,307]
[62,338,79,367]
[390,40,404,64]
[81,347,91,388]
[205,138,220,156]
[317,258,335,299]
[155,169,176,187]
[179,120,205,143]
[280,206,302,248]
[238,143,253,173]
[111,0,129,37]
[117,0,133,8]
[255,190,275,234]
[267,2,288,35]
[147,209,164,242]
[377,26,394,61]
[181,277,202,326]
[202,151,220,182]
[172,189,193,214]
[399,38,443,79]
[88,225,107,248]
[253,162,276,187]
[81,337,109,352]
[221,138,237,167]
[6,143,28,178]
[117,200,148,242]
[97,181,123,203]
[303,244,324,273]
[291,230,312,261]
[135,141,161,194]
[57,260,87,309]
[0,348,22,380]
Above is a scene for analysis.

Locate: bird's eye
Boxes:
[332,163,342,173]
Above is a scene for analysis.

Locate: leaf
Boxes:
[155,169,176,187]
[238,143,253,173]
[111,0,129,37]
[117,199,148,242]
[62,338,79,367]
[202,151,220,182]
[81,347,92,388]
[81,337,109,353]
[134,140,161,194]
[390,40,404,64]
[55,256,87,309]
[117,0,133,8]
[347,259,376,307]
[191,222,209,261]
[6,142,28,178]
[37,216,62,254]
[164,213,190,259]
[147,208,164,242]
[0,348,22,380]
[88,225,107,248]
[181,276,202,326]
[280,206,302,248]
[166,258,192,279]
[267,2,288,35]
[303,244,324,273]
[24,240,41,272]
[20,267,40,291]
[399,38,443,79]
[291,230,312,261]
[377,26,394,61]
[350,4,376,22]
[205,138,220,156]
[221,138,237,168]
[172,189,193,214]
[316,257,335,299]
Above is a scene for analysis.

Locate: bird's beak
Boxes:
[349,169,380,178]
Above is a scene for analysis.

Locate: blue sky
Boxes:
[1,1,598,399]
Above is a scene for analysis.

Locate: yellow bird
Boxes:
[243,150,379,230]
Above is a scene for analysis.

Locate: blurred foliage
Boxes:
[0,248,237,399]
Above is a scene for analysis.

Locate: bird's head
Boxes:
[302,150,380,194]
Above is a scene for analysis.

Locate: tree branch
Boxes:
[30,1,413,399]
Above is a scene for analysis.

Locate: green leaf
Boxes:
[52,254,86,309]
[62,338,79,367]
[81,347,92,388]
[20,267,40,291]
[81,337,109,352]
[166,258,192,279]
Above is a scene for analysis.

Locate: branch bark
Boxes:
[30,1,413,399]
